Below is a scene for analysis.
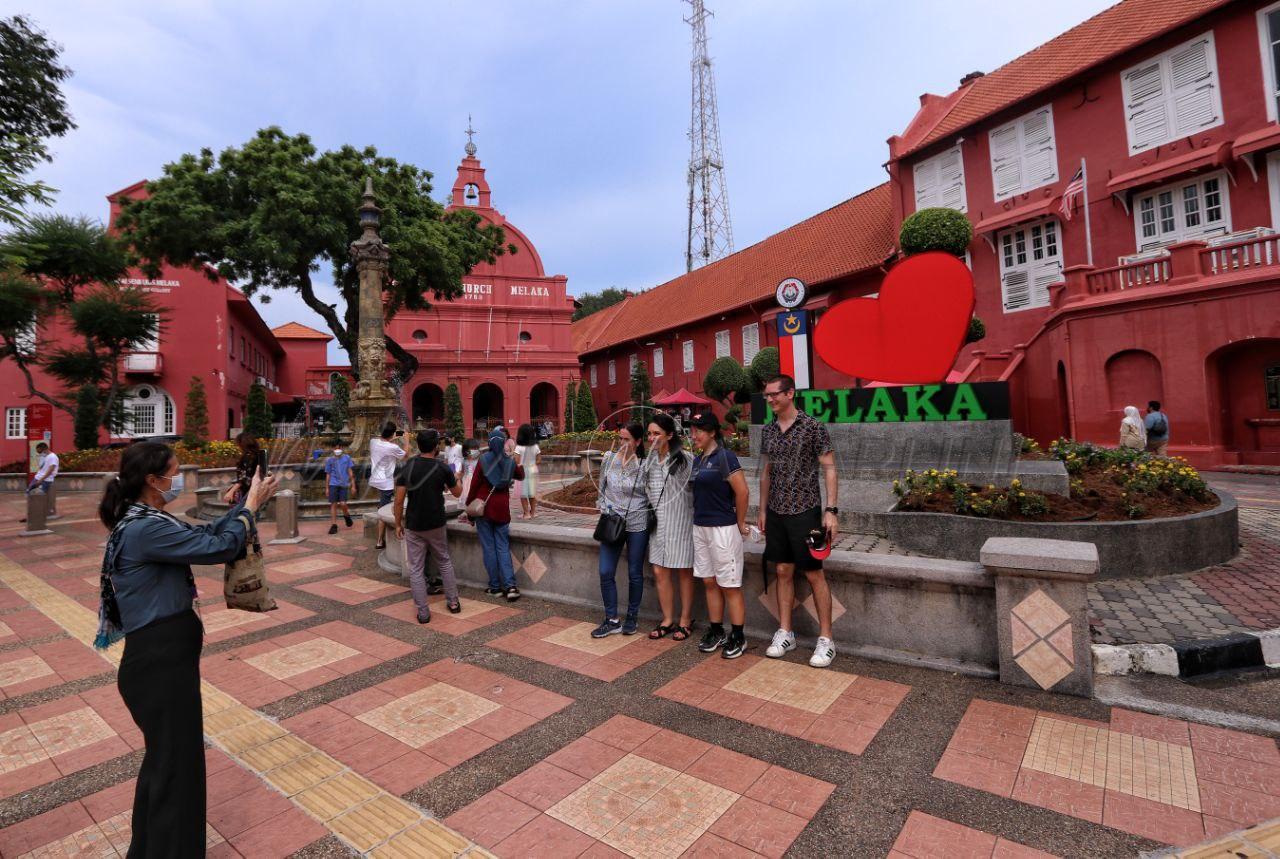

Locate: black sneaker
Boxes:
[722,633,746,659]
[447,600,462,614]
[327,524,338,535]
[484,587,504,595]
[416,610,431,624]
[698,628,727,653]
[591,618,622,638]
[621,614,639,635]
[344,513,354,528]
[427,581,445,596]
[506,587,521,602]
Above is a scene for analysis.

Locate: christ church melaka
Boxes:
[576,0,1280,469]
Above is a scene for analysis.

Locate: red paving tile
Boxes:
[294,573,406,605]
[375,593,521,636]
[1102,790,1205,846]
[447,789,543,848]
[499,761,589,811]
[198,599,313,644]
[933,747,1019,798]
[707,796,808,859]
[890,811,1062,859]
[489,616,676,680]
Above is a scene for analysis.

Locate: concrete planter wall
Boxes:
[193,486,383,521]
[881,490,1238,580]
[194,463,305,493]
[0,472,116,493]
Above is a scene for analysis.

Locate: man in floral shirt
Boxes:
[756,375,840,667]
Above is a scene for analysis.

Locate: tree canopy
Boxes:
[115,127,514,381]
[572,287,630,321]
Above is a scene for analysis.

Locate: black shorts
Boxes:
[764,506,824,571]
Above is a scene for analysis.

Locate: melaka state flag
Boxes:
[775,311,811,389]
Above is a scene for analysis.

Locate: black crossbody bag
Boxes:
[593,453,636,545]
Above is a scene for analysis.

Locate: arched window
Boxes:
[328,372,343,394]
[464,184,480,206]
[118,385,176,437]
[519,331,532,343]
[1105,350,1163,412]
[412,329,428,343]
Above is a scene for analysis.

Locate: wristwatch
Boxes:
[824,506,839,515]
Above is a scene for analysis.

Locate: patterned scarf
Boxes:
[94,503,198,650]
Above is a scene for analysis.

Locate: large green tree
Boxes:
[245,382,273,439]
[443,382,465,440]
[574,380,598,432]
[572,287,630,322]
[115,127,513,382]
[0,16,75,225]
[73,383,100,450]
[183,376,210,447]
[329,374,350,433]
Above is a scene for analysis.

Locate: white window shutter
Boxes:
[653,347,664,377]
[913,159,939,210]
[1170,37,1219,134]
[1021,108,1057,188]
[1001,270,1031,311]
[590,365,598,387]
[1030,259,1063,309]
[990,123,1022,199]
[715,330,730,358]
[1124,61,1171,153]
[937,149,967,212]
[741,323,759,364]
[682,340,695,372]
[608,360,616,385]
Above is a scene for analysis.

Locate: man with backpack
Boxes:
[394,430,463,623]
[1144,401,1170,457]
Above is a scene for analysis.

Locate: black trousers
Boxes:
[118,609,206,858]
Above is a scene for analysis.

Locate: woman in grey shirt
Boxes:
[645,413,695,640]
[592,422,651,638]
[95,442,278,857]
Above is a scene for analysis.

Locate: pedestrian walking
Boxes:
[370,422,407,550]
[27,442,59,495]
[645,413,695,641]
[395,430,462,623]
[591,422,651,638]
[515,423,542,519]
[443,435,464,477]
[1144,400,1170,456]
[324,441,355,535]
[757,374,841,668]
[1120,406,1147,450]
[688,412,750,658]
[96,441,278,856]
[465,430,524,601]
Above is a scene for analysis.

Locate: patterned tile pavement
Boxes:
[489,616,678,681]
[890,811,1059,858]
[375,594,521,636]
[655,653,910,754]
[934,699,1280,846]
[294,574,408,605]
[446,715,835,858]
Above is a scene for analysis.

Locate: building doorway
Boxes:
[1056,361,1071,441]
[529,382,559,434]
[412,382,444,430]
[473,383,504,437]
[1208,338,1280,465]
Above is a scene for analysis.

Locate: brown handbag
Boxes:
[224,514,277,612]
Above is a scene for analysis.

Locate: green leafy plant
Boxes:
[245,382,273,439]
[574,379,598,432]
[443,382,464,440]
[703,356,750,419]
[965,316,986,344]
[898,207,973,256]
[182,375,210,448]
[73,384,99,450]
[563,380,576,434]
[329,374,350,432]
[748,346,780,390]
[629,358,653,426]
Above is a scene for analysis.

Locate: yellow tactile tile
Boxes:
[1172,818,1280,858]
[330,794,422,852]
[0,556,484,857]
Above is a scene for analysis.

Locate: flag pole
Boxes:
[1081,157,1093,267]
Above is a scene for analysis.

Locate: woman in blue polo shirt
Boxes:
[687,412,751,658]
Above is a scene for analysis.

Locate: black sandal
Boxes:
[671,625,691,641]
[447,601,462,614]
[649,623,675,640]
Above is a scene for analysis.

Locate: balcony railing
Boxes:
[122,352,162,375]
[1059,234,1280,308]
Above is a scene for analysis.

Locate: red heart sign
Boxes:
[813,252,975,384]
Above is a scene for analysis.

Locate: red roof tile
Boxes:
[272,321,333,341]
[893,0,1230,160]
[573,183,895,356]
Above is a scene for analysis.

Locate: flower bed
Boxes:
[893,440,1217,522]
[1,437,313,473]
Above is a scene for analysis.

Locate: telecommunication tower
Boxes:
[684,0,733,272]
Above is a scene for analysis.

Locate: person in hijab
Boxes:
[1120,405,1147,450]
[464,429,525,601]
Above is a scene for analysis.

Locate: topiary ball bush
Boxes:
[899,207,973,257]
[965,316,986,344]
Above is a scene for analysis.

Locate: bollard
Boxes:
[44,482,59,520]
[268,490,306,545]
[20,491,54,538]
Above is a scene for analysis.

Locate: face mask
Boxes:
[333,449,343,457]
[159,473,184,503]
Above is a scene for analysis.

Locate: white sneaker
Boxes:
[765,629,795,659]
[809,637,836,668]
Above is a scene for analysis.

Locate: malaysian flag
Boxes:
[1059,167,1085,220]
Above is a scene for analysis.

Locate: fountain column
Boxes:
[347,177,399,458]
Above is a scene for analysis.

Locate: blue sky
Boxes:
[27,0,1114,363]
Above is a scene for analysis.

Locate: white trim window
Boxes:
[997,220,1063,312]
[5,407,26,440]
[989,106,1058,199]
[13,321,36,358]
[1121,32,1222,154]
[607,360,616,385]
[741,323,760,365]
[714,330,730,359]
[1134,172,1230,251]
[590,364,598,387]
[1262,3,1280,122]
[682,340,695,372]
[117,385,176,437]
[912,146,967,213]
[652,347,664,377]
[628,354,638,377]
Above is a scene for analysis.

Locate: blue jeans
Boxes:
[26,480,52,495]
[599,529,649,620]
[476,519,516,590]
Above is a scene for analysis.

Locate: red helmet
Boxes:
[806,528,831,561]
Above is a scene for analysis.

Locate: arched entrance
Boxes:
[473,383,504,436]
[1208,338,1280,465]
[412,382,444,429]
[1056,361,1071,441]
[529,382,559,433]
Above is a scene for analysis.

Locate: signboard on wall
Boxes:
[26,403,53,479]
[751,382,1010,424]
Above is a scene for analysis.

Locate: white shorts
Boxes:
[693,524,743,588]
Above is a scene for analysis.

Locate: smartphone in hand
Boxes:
[257,449,269,478]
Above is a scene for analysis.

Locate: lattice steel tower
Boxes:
[684,0,733,272]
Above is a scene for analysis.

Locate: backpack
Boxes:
[1150,413,1167,436]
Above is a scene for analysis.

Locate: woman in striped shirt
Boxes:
[645,413,695,641]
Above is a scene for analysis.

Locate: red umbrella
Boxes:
[653,387,711,407]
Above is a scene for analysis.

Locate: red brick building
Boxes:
[578,0,1280,468]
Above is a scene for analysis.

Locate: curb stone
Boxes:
[1094,627,1280,678]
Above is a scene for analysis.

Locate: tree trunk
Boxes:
[11,356,73,416]
[295,269,355,370]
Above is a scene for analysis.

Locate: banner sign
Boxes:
[775,310,813,390]
[26,403,53,480]
[751,382,1010,424]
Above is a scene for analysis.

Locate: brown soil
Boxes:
[901,469,1218,522]
[544,475,600,508]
